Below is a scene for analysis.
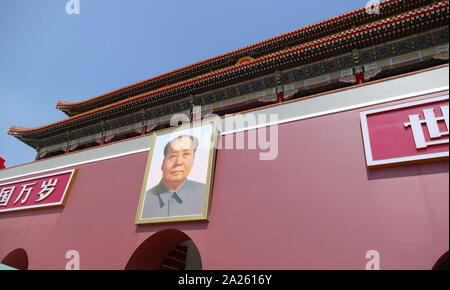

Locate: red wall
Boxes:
[0,93,448,269]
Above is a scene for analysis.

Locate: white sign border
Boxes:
[0,169,77,213]
[360,94,449,167]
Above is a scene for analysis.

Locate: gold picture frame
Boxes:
[135,119,219,224]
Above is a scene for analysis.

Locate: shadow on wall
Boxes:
[366,160,449,180]
[125,229,202,270]
[0,207,64,221]
[1,248,28,270]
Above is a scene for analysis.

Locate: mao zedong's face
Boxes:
[161,137,195,189]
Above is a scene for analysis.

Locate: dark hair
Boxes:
[163,135,199,157]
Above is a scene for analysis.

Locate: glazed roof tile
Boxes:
[9,1,449,137]
[55,0,435,115]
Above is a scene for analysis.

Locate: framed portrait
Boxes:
[135,119,219,224]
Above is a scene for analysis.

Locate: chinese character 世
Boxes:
[404,105,449,149]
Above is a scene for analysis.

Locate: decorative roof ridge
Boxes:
[9,1,449,136]
[55,0,420,112]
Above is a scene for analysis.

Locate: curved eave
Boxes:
[9,2,449,138]
[55,0,435,115]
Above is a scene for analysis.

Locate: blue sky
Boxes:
[0,0,369,167]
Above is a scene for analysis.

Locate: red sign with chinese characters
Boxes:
[0,169,77,213]
[360,94,449,166]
